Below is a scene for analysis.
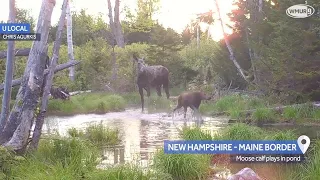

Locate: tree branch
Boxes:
[0,60,80,91]
[0,48,31,59]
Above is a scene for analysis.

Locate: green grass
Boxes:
[122,92,174,113]
[290,140,320,180]
[214,123,266,140]
[151,126,213,180]
[283,106,299,120]
[200,94,319,124]
[0,146,24,179]
[282,104,320,122]
[199,102,216,115]
[296,103,315,118]
[47,93,127,115]
[9,137,100,180]
[215,95,243,112]
[86,164,172,180]
[180,123,298,142]
[251,108,276,124]
[152,149,211,180]
[200,95,269,117]
[67,123,121,147]
[312,109,320,120]
[2,123,319,180]
[178,124,304,180]
[121,92,141,106]
[180,126,213,140]
[3,136,168,180]
[146,96,173,113]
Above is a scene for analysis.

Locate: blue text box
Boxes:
[0,23,31,34]
[164,140,303,154]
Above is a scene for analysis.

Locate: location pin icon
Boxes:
[297,135,310,154]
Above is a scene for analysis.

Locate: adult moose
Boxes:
[132,54,170,112]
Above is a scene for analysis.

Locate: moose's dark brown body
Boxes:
[133,55,170,112]
[173,91,211,118]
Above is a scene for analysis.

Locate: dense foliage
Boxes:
[1,0,319,103]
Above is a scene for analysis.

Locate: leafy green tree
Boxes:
[228,0,320,101]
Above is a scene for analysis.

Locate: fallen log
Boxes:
[0,48,31,59]
[0,60,80,91]
[69,90,92,96]
[210,102,320,117]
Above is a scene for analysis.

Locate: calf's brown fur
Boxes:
[173,91,211,118]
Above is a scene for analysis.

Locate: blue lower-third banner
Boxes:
[164,140,305,154]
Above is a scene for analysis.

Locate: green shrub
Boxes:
[214,123,265,140]
[84,123,121,147]
[86,164,172,180]
[251,108,276,123]
[11,138,99,179]
[47,93,127,115]
[181,126,213,140]
[283,107,299,120]
[153,149,210,180]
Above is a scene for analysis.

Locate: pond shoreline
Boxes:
[227,119,320,126]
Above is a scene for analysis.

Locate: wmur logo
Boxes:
[286,3,315,18]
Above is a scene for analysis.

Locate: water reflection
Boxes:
[41,108,229,168]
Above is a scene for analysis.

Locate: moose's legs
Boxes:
[189,104,203,124]
[144,86,151,97]
[139,87,144,112]
[183,106,188,119]
[163,80,170,99]
[173,103,182,113]
[156,85,162,97]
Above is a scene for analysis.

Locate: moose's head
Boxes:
[132,54,147,74]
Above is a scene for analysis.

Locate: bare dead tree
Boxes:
[0,0,16,132]
[214,0,251,83]
[113,0,125,48]
[107,0,125,83]
[29,0,68,151]
[0,0,56,149]
[66,0,75,81]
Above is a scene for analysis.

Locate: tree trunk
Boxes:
[0,48,31,59]
[113,0,125,48]
[245,28,258,83]
[0,0,16,132]
[214,0,249,83]
[111,47,117,81]
[196,24,200,48]
[3,46,48,152]
[66,0,75,81]
[0,0,56,146]
[207,26,210,40]
[107,0,118,82]
[0,61,80,91]
[247,0,263,86]
[255,0,263,84]
[29,0,68,151]
[107,0,125,83]
[107,0,116,41]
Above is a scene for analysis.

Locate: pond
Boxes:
[41,108,230,168]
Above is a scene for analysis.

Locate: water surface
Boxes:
[41,108,229,168]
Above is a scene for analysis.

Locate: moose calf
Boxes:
[173,91,212,119]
